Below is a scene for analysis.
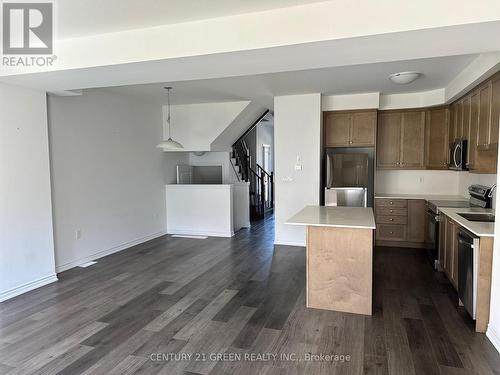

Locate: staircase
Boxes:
[230,110,274,220]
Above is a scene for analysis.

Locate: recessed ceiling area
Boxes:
[56,0,327,39]
[103,54,478,108]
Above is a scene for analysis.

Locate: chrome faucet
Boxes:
[488,183,497,198]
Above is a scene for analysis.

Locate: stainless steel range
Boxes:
[426,184,493,270]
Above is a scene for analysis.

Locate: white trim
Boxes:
[167,229,234,238]
[0,274,58,302]
[55,230,167,272]
[171,234,208,239]
[274,239,306,247]
[487,323,500,354]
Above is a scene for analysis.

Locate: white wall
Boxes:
[274,93,321,246]
[322,93,380,111]
[375,170,462,195]
[458,172,497,206]
[0,83,57,301]
[48,89,174,272]
[375,170,497,199]
[165,101,250,152]
[256,123,274,172]
[166,185,234,237]
[379,89,445,110]
[188,151,240,183]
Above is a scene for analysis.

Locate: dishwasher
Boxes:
[457,228,480,319]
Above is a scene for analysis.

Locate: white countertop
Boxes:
[375,193,468,201]
[286,206,376,229]
[438,207,495,238]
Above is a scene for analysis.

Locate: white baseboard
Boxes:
[167,228,234,238]
[55,230,167,273]
[487,323,500,354]
[274,239,306,247]
[0,274,58,302]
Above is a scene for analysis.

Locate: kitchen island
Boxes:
[286,206,376,315]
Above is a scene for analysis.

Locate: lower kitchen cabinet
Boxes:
[407,199,426,242]
[375,198,427,247]
[438,213,446,270]
[436,212,495,332]
[440,215,459,290]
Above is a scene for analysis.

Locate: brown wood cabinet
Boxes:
[407,200,426,243]
[463,96,471,146]
[449,102,457,141]
[377,110,425,169]
[375,198,427,247]
[477,82,492,150]
[324,110,376,147]
[401,111,426,168]
[458,72,499,174]
[376,112,401,168]
[425,107,449,169]
[468,91,480,171]
[442,216,459,289]
[438,213,446,271]
[490,75,500,146]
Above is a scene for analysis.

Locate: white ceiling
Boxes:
[56,0,326,39]
[102,54,478,108]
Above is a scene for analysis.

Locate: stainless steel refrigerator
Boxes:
[323,148,374,207]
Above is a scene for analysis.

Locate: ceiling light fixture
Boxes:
[156,87,184,151]
[389,71,421,85]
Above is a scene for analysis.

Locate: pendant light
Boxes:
[157,87,184,150]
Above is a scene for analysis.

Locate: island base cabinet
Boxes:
[306,226,372,315]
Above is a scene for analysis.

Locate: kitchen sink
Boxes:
[457,212,495,222]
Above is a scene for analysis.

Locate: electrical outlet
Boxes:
[75,229,82,240]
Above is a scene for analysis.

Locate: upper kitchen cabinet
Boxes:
[462,96,471,143]
[449,102,457,141]
[490,74,500,146]
[377,109,425,169]
[468,91,480,171]
[401,111,426,168]
[377,112,401,168]
[324,110,376,147]
[477,82,493,150]
[425,107,449,170]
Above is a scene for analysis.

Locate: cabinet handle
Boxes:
[389,201,393,205]
[390,210,393,213]
[389,231,394,234]
[389,218,394,221]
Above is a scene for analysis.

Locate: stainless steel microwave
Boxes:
[449,139,468,170]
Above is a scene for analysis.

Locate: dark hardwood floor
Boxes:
[1,215,499,375]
